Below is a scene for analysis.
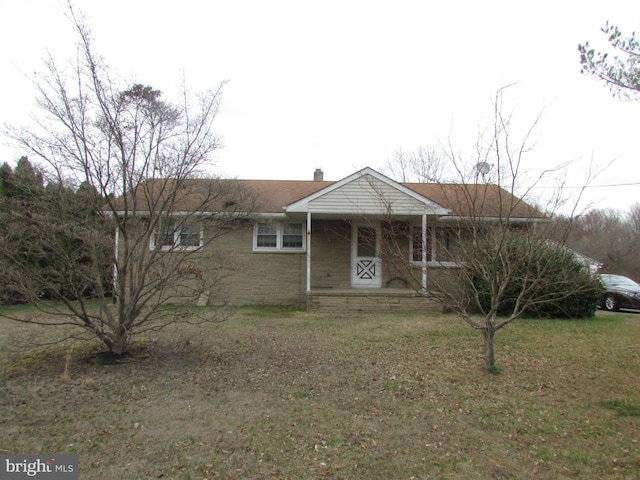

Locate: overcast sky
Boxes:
[1,0,639,212]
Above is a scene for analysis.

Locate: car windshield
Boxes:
[600,275,639,288]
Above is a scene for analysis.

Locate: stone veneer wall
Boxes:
[200,220,464,309]
[309,220,352,289]
[207,224,307,308]
[213,220,354,306]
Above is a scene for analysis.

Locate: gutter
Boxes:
[436,216,548,224]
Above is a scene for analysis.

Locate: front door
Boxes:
[351,224,382,287]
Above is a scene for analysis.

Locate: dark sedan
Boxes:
[599,274,640,311]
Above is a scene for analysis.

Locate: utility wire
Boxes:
[527,181,640,189]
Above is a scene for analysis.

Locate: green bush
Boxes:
[474,234,601,319]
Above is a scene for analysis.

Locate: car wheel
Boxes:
[604,294,619,312]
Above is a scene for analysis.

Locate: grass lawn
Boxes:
[1,307,639,479]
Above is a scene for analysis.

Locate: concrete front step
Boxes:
[307,288,442,313]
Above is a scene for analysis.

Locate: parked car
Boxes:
[598,274,640,311]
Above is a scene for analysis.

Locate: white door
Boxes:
[351,224,382,287]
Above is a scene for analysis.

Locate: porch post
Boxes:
[306,211,312,294]
[421,213,427,292]
[113,226,119,304]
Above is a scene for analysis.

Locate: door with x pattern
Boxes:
[351,224,381,288]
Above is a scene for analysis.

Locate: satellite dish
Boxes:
[476,162,493,175]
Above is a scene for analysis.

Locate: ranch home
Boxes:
[133,167,545,312]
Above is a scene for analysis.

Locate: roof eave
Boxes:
[437,216,548,223]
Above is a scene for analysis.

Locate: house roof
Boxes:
[113,168,544,220]
[236,179,333,213]
[240,168,544,219]
[404,182,544,219]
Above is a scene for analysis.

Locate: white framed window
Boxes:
[410,226,460,266]
[256,223,277,248]
[151,220,203,251]
[253,221,305,252]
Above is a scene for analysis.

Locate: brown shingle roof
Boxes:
[238,179,543,218]
[236,179,332,213]
[404,183,544,219]
[114,176,543,219]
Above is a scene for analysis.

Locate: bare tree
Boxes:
[563,206,640,279]
[378,86,601,371]
[627,202,640,240]
[382,145,446,183]
[1,3,253,356]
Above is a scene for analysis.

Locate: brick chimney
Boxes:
[314,168,324,181]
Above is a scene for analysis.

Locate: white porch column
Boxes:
[306,212,312,294]
[113,226,119,303]
[421,213,427,292]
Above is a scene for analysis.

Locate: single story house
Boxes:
[121,167,546,312]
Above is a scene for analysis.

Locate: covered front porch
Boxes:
[302,217,443,312]
[282,168,451,312]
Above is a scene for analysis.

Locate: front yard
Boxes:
[1,307,639,479]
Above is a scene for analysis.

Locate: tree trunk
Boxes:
[102,328,129,355]
[482,327,496,371]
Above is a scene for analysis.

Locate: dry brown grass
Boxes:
[1,306,639,479]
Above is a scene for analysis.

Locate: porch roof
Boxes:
[284,168,450,216]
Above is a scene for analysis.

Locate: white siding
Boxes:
[308,174,431,215]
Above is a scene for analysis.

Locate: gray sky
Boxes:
[1,0,639,212]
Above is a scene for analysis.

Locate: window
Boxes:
[256,223,277,248]
[254,221,305,251]
[282,223,303,248]
[357,226,377,257]
[152,220,203,251]
[157,226,175,249]
[180,223,202,248]
[411,226,460,264]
